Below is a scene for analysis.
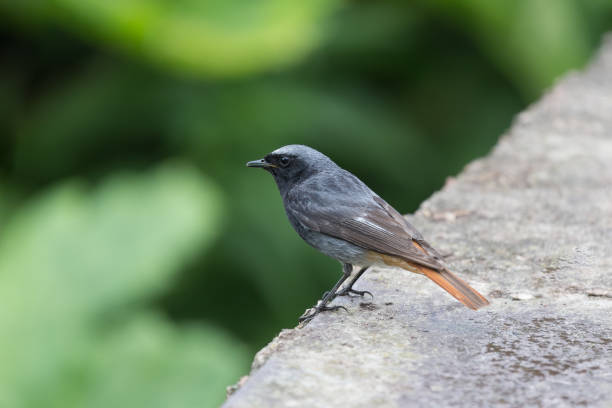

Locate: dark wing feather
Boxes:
[372,196,444,260]
[286,172,444,270]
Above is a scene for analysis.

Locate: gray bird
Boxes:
[247,145,489,322]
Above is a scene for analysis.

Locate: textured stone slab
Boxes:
[224,35,612,408]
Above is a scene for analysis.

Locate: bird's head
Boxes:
[247,145,333,192]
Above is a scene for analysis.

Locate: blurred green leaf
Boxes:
[0,162,248,407]
[69,313,248,408]
[426,0,593,98]
[1,0,340,78]
[12,61,170,183]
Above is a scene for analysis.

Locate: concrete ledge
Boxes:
[224,35,612,408]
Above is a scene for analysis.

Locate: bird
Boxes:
[247,145,489,322]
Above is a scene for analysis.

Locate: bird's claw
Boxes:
[337,288,373,299]
[298,304,349,323]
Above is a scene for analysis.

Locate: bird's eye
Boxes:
[279,156,291,167]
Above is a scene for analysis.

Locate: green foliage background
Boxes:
[1,1,611,406]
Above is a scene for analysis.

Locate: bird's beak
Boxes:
[246,158,277,168]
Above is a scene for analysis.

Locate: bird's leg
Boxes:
[299,263,353,322]
[336,266,373,298]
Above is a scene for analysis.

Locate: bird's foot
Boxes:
[336,288,373,299]
[298,304,348,323]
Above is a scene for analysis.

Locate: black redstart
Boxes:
[247,145,489,321]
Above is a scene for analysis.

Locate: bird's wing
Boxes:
[286,176,444,270]
[371,195,445,260]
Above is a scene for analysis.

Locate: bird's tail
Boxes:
[407,240,489,310]
[420,267,489,310]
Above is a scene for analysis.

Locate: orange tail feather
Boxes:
[419,267,489,310]
[411,241,489,310]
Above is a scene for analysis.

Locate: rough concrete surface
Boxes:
[224,36,612,408]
